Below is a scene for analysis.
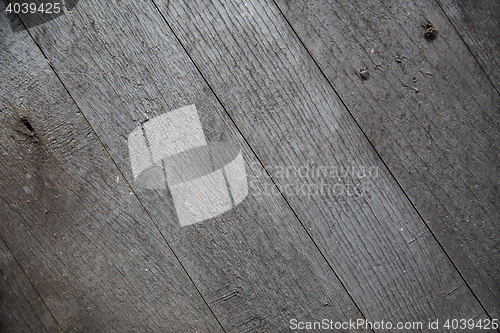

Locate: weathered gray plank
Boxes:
[6,0,369,331]
[156,0,491,323]
[438,0,500,93]
[0,12,224,332]
[273,0,500,318]
[0,237,61,332]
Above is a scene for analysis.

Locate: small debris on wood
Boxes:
[423,22,438,40]
[403,84,420,93]
[395,53,406,63]
[356,67,370,80]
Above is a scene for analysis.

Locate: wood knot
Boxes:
[19,115,34,132]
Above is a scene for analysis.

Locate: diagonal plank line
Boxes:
[148,0,372,326]
[0,231,63,333]
[434,0,500,96]
[270,0,497,326]
[8,8,227,332]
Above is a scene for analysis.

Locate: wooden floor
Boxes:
[0,0,498,331]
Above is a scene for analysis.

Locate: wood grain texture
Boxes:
[0,237,61,332]
[273,0,500,318]
[8,0,369,331]
[0,11,224,332]
[154,0,492,323]
[438,0,500,93]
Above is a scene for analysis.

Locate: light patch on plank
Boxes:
[128,104,248,226]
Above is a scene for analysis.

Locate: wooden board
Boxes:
[156,0,490,323]
[1,1,369,332]
[273,0,500,318]
[3,0,498,329]
[0,12,224,332]
[0,237,61,332]
[438,0,500,93]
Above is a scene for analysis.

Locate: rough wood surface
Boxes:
[273,0,500,318]
[2,0,370,332]
[2,0,498,329]
[438,0,500,93]
[0,237,61,332]
[157,0,490,323]
[0,12,224,332]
